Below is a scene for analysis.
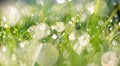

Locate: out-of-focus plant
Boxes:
[0,0,120,66]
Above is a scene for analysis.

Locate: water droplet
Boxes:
[30,23,50,40]
[96,1,109,17]
[118,22,120,26]
[20,42,25,48]
[37,44,59,66]
[75,4,83,12]
[87,2,95,14]
[55,22,65,32]
[73,42,83,55]
[52,34,57,39]
[3,6,20,26]
[112,40,118,46]
[78,33,90,46]
[101,51,118,66]
[69,32,75,40]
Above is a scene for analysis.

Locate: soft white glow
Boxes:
[4,24,9,28]
[11,54,16,61]
[57,0,65,4]
[118,22,120,26]
[2,16,7,22]
[52,34,57,39]
[80,13,87,22]
[69,32,75,40]
[37,44,59,66]
[55,22,65,32]
[96,1,110,17]
[73,42,83,55]
[78,33,90,46]
[2,47,7,52]
[29,23,50,40]
[36,0,44,6]
[87,2,95,14]
[4,6,20,26]
[75,4,83,12]
[101,51,118,66]
[20,42,25,48]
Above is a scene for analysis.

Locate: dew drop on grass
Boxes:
[55,22,65,32]
[29,23,50,40]
[101,51,118,66]
[36,44,59,66]
[69,32,75,40]
[72,32,90,55]
[87,1,95,14]
[3,6,20,26]
[52,34,57,39]
[112,40,118,46]
[78,33,90,46]
[96,1,110,17]
[73,42,83,55]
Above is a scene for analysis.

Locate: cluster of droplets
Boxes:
[28,23,50,40]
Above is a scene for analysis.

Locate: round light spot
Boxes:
[73,42,83,55]
[69,32,75,40]
[78,33,90,46]
[37,44,59,66]
[101,51,118,66]
[87,2,95,14]
[52,34,57,39]
[3,6,20,26]
[55,22,65,32]
[30,23,50,40]
[20,42,25,48]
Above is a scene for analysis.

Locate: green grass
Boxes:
[0,0,120,66]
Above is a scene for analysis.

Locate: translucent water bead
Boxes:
[55,22,65,32]
[96,1,109,17]
[78,33,90,46]
[73,32,90,55]
[29,23,50,40]
[3,6,20,27]
[36,44,59,66]
[101,51,118,66]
